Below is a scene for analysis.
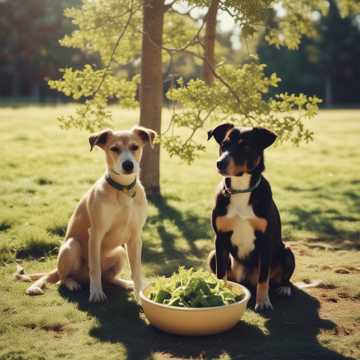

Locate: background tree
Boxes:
[0,0,94,100]
[140,0,166,196]
[203,0,219,84]
[48,0,360,196]
[257,0,360,106]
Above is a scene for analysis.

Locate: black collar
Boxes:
[105,174,137,197]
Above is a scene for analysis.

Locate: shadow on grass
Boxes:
[60,285,354,360]
[143,195,211,266]
[16,240,58,260]
[285,184,360,249]
[288,207,360,250]
[48,224,67,238]
[0,221,12,232]
[142,243,205,276]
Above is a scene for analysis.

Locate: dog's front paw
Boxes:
[89,286,107,303]
[255,295,273,312]
[118,279,134,290]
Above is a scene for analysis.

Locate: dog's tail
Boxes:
[14,264,59,295]
[294,280,323,289]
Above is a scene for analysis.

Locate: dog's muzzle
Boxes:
[217,152,230,173]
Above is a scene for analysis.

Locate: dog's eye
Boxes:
[130,144,139,151]
[110,147,120,153]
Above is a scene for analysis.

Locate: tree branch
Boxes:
[182,105,217,147]
[92,0,135,97]
[181,49,241,103]
[138,13,241,104]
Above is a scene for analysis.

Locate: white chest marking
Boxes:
[226,175,256,259]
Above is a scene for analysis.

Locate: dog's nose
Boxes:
[217,159,228,171]
[122,160,134,173]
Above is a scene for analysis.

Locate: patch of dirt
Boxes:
[338,291,351,299]
[42,323,65,332]
[310,287,360,307]
[298,248,313,256]
[324,296,338,303]
[297,278,324,287]
[316,282,337,289]
[309,287,360,340]
[335,268,351,274]
[321,265,332,271]
[335,326,354,336]
[308,264,319,269]
[24,322,74,338]
[332,266,360,275]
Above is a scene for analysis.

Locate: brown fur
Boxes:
[15,126,157,302]
[216,214,267,233]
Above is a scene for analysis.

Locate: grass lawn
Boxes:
[0,106,359,360]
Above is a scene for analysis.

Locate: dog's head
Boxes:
[89,126,157,176]
[208,123,276,176]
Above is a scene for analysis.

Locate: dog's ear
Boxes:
[89,129,112,151]
[207,123,234,144]
[132,126,157,148]
[252,127,277,150]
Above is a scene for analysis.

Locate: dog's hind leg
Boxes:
[15,265,59,295]
[14,262,59,296]
[26,269,59,295]
[207,249,233,280]
[57,238,82,291]
[275,247,295,297]
[207,250,217,274]
[103,246,134,290]
[21,238,82,295]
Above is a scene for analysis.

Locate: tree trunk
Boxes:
[203,0,219,85]
[139,0,165,197]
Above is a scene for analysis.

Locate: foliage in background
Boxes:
[49,0,142,131]
[0,0,97,100]
[164,63,320,162]
[48,0,358,162]
[258,0,360,105]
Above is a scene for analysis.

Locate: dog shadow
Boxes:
[59,285,354,360]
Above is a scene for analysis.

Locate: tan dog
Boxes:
[15,126,156,303]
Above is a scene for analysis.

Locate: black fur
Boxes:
[208,125,295,293]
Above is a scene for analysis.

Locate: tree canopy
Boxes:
[49,0,360,163]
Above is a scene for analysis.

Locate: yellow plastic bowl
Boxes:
[140,281,251,336]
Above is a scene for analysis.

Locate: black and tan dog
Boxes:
[207,123,295,311]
